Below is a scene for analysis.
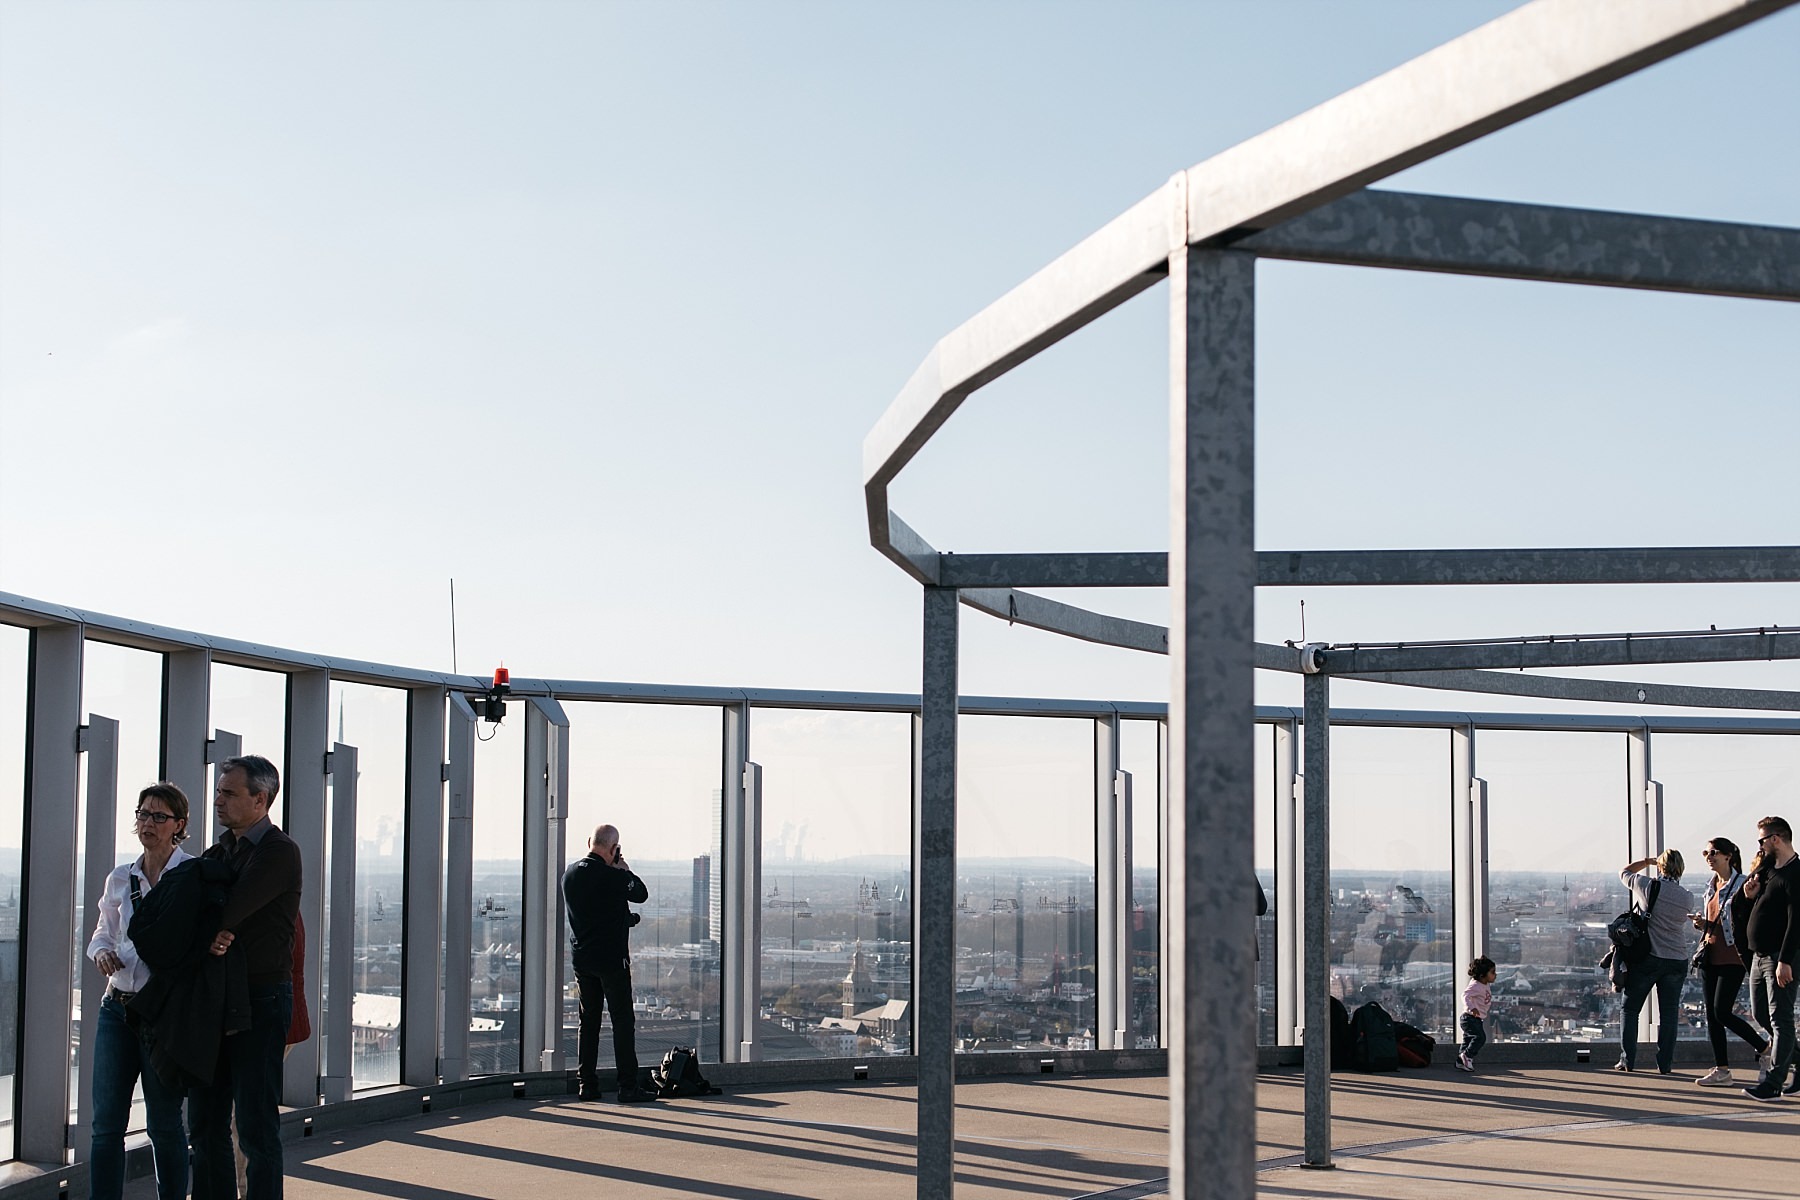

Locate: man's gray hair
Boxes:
[223,754,282,808]
[590,823,619,849]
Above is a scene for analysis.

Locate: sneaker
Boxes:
[1742,1079,1785,1102]
[1613,1058,1632,1072]
[576,1080,602,1102]
[1454,1054,1474,1073]
[1695,1067,1734,1087]
[1784,1074,1799,1096]
[616,1086,660,1104]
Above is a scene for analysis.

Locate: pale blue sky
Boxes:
[2,2,1796,862]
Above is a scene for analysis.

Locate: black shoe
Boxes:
[1783,1075,1799,1096]
[577,1084,602,1102]
[1742,1079,1785,1102]
[616,1086,660,1104]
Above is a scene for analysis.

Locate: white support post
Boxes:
[401,686,447,1086]
[1452,725,1478,980]
[1157,718,1169,1051]
[283,669,329,1108]
[1471,777,1490,964]
[1273,720,1300,1046]
[19,623,83,1165]
[74,713,119,1156]
[521,697,570,1073]
[441,693,478,1083]
[720,702,762,1064]
[321,743,358,1104]
[160,649,211,820]
[204,728,243,846]
[1095,714,1127,1050]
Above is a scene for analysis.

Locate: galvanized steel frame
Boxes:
[857,2,1800,1194]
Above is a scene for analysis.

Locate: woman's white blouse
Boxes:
[86,847,195,995]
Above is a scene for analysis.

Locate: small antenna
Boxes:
[1299,598,1307,644]
[449,578,459,674]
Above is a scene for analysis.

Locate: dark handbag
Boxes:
[1605,878,1660,966]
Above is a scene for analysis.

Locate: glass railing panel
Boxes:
[565,702,722,1069]
[1655,732,1800,1041]
[208,662,289,835]
[1121,718,1162,1049]
[958,715,1097,1053]
[467,700,525,1075]
[328,681,407,1089]
[1482,729,1625,1045]
[1329,725,1454,1041]
[76,640,166,1132]
[750,708,911,1060]
[0,622,30,1159]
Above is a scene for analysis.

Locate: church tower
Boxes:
[842,940,877,1018]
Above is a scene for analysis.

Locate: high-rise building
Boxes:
[690,854,712,944]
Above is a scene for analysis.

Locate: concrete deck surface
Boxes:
[125,1065,1794,1199]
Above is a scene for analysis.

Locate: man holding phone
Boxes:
[563,823,652,1102]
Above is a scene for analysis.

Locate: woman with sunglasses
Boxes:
[1690,838,1769,1086]
[84,782,195,1200]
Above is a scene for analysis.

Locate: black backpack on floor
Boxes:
[650,1046,720,1098]
[1329,996,1354,1071]
[1349,1001,1400,1072]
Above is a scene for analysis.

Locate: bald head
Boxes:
[589,824,620,863]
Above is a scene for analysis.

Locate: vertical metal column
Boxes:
[1167,243,1259,1199]
[1470,777,1491,963]
[719,703,764,1063]
[916,586,960,1200]
[159,649,210,815]
[1627,727,1653,860]
[18,623,83,1164]
[1274,720,1300,1046]
[1452,725,1477,981]
[204,729,243,846]
[1301,673,1333,1169]
[283,669,329,1107]
[441,693,478,1083]
[1095,714,1129,1050]
[401,686,447,1086]
[521,697,570,1073]
[321,743,358,1103]
[1157,718,1169,1050]
[74,713,119,1155]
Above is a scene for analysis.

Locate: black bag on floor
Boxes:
[1349,1001,1400,1072]
[650,1045,720,1098]
[1329,996,1353,1071]
[1392,1020,1436,1068]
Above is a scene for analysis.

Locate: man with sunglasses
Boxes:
[1740,816,1798,1102]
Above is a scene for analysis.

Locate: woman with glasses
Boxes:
[85,782,195,1200]
[1690,838,1769,1086]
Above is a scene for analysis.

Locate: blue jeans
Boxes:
[188,982,291,1200]
[1459,1013,1487,1061]
[1748,953,1796,1087]
[89,992,188,1200]
[1620,954,1687,1072]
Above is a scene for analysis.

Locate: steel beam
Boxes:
[959,588,1166,654]
[282,670,330,1108]
[1167,247,1258,1199]
[942,546,1800,590]
[915,586,960,1200]
[1301,673,1332,1169]
[1237,189,1800,301]
[401,686,447,1086]
[321,743,358,1103]
[18,624,82,1164]
[521,696,569,1074]
[74,713,119,1156]
[441,693,478,1083]
[1321,629,1799,674]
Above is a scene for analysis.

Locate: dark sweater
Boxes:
[562,853,648,974]
[205,820,302,986]
[1744,856,1800,966]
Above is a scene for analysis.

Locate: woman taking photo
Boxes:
[1691,836,1770,1087]
[85,782,195,1200]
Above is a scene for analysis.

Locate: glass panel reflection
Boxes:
[959,716,1096,1053]
[0,624,31,1158]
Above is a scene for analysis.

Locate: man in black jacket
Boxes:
[563,823,651,1102]
[1741,814,1799,1102]
[190,755,302,1199]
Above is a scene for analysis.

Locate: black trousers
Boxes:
[1700,960,1767,1067]
[574,965,637,1089]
